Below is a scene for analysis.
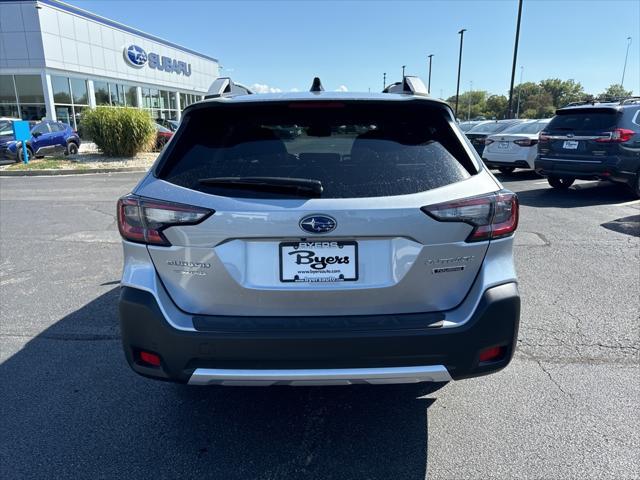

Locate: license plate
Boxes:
[279,241,358,283]
[498,141,510,149]
[563,140,579,150]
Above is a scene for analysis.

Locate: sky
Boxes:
[66,0,639,98]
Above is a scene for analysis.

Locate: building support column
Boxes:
[175,90,181,121]
[41,72,56,121]
[135,86,143,111]
[87,80,96,108]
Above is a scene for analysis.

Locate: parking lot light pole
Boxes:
[402,65,406,79]
[455,29,466,118]
[383,72,386,90]
[427,54,434,94]
[621,36,632,87]
[516,65,523,118]
[507,0,524,118]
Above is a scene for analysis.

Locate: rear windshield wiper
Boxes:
[198,176,323,197]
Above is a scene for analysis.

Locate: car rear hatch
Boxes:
[538,107,622,170]
[127,98,512,317]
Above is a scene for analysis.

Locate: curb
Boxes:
[0,166,147,177]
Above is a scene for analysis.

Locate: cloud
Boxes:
[335,85,348,92]
[290,88,300,92]
[250,83,282,94]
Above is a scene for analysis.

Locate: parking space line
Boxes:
[534,181,548,184]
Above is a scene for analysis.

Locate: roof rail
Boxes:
[382,76,428,95]
[205,77,253,99]
[620,96,640,105]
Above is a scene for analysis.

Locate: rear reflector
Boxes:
[139,351,161,367]
[117,194,213,246]
[514,138,538,147]
[479,346,505,363]
[421,190,519,242]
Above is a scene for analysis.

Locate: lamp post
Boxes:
[507,0,524,118]
[516,65,523,118]
[455,29,466,117]
[467,81,473,121]
[621,36,632,87]
[383,72,386,90]
[402,65,406,79]
[427,54,434,94]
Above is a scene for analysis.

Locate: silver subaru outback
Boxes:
[117,77,520,386]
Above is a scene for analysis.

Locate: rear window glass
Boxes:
[159,102,475,199]
[467,122,512,134]
[547,110,618,131]
[502,121,549,135]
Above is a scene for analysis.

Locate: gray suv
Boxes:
[117,77,521,386]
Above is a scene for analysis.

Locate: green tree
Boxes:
[539,78,585,108]
[522,91,555,118]
[484,95,508,119]
[598,84,632,101]
[447,90,488,120]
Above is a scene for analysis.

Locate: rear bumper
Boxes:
[535,157,636,185]
[119,282,520,385]
[483,158,531,169]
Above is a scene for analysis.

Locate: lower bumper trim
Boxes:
[188,365,452,386]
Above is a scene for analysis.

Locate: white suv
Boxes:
[117,77,521,386]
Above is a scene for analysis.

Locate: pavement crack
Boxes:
[535,358,575,403]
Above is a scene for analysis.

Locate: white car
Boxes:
[482,119,551,173]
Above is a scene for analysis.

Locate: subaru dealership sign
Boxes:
[124,45,191,76]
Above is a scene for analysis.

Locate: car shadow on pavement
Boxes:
[516,180,635,208]
[0,287,442,480]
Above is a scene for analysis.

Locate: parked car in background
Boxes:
[535,99,640,197]
[466,119,526,156]
[154,123,173,150]
[117,76,521,386]
[0,119,79,163]
[483,119,551,174]
[156,118,180,132]
[458,120,490,132]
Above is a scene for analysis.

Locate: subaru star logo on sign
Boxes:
[299,215,337,234]
[123,45,192,76]
[124,45,147,67]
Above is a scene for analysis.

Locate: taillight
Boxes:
[595,128,635,143]
[117,194,213,246]
[538,133,550,142]
[421,190,519,242]
[514,138,538,147]
[484,138,495,145]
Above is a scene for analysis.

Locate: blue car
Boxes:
[0,119,81,163]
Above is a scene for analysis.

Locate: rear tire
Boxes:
[548,176,575,189]
[631,173,640,199]
[17,147,33,163]
[66,142,79,156]
[498,166,516,175]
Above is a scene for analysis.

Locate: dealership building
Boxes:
[0,0,220,129]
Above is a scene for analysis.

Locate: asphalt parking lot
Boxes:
[1,171,638,480]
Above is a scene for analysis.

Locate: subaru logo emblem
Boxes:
[299,215,337,234]
[124,45,147,67]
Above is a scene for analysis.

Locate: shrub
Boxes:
[80,107,155,157]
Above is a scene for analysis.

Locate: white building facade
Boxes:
[0,0,220,128]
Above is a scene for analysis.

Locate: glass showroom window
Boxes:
[51,75,89,130]
[95,81,138,108]
[6,74,46,121]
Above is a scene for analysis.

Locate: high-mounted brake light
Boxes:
[514,138,538,147]
[595,128,634,143]
[421,190,519,242]
[117,194,213,246]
